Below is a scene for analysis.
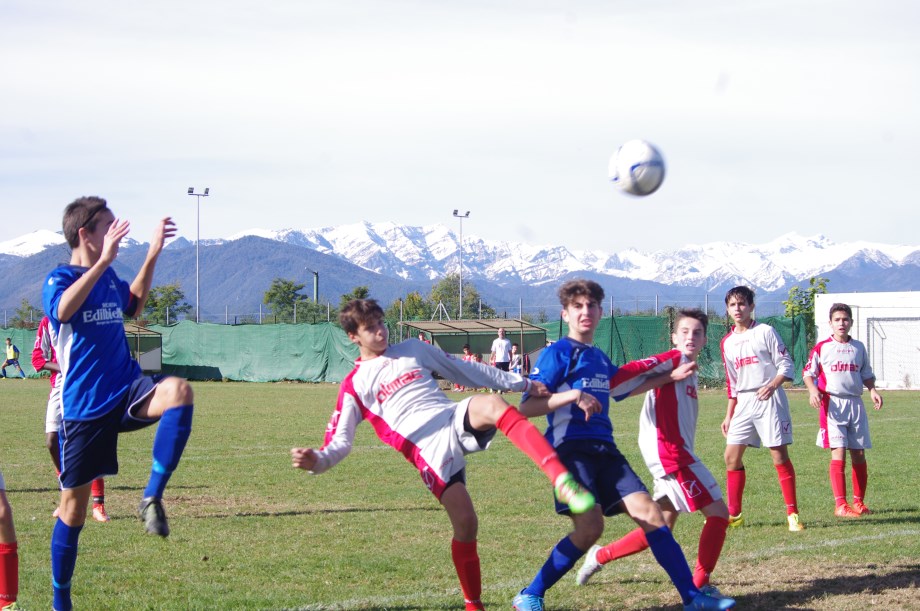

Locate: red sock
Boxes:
[451,539,483,611]
[830,459,847,507]
[91,478,105,504]
[726,469,746,516]
[693,516,728,588]
[496,407,567,484]
[0,541,18,605]
[852,461,868,503]
[596,527,648,564]
[775,460,798,515]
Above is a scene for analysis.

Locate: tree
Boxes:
[339,286,371,310]
[10,298,40,328]
[145,282,193,324]
[263,278,309,323]
[783,276,829,345]
[429,273,495,319]
[385,291,432,321]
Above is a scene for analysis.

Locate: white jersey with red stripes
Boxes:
[32,316,60,390]
[310,339,533,480]
[637,350,702,478]
[803,336,874,397]
[720,321,794,398]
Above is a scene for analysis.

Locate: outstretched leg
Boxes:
[440,484,484,611]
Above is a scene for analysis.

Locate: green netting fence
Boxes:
[2,314,807,385]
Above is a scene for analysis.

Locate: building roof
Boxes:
[398,318,545,335]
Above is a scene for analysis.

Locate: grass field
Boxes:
[1,379,918,610]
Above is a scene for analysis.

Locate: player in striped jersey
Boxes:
[575,309,730,597]
[803,302,883,518]
[720,286,803,532]
[513,281,734,611]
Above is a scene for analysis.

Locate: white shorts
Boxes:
[45,383,63,434]
[651,461,723,514]
[417,397,497,499]
[726,388,793,448]
[817,395,872,450]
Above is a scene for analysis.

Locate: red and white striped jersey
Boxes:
[32,316,59,389]
[637,350,701,477]
[311,339,533,475]
[720,321,793,399]
[803,336,874,397]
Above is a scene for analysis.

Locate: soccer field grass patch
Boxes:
[1,380,918,609]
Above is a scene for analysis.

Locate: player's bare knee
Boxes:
[571,508,604,547]
[160,377,194,407]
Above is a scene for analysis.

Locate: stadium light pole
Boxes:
[187,187,209,322]
[304,267,319,302]
[452,210,470,319]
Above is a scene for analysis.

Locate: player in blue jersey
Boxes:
[42,196,194,611]
[512,279,735,611]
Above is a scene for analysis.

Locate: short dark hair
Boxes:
[62,196,109,248]
[829,303,852,319]
[338,299,384,335]
[462,344,471,351]
[558,279,605,307]
[674,308,708,334]
[724,285,755,307]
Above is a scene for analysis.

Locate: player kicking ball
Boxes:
[803,303,883,518]
[513,281,734,611]
[291,299,594,611]
[576,309,730,598]
[720,286,804,532]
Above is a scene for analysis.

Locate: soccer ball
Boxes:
[609,139,666,196]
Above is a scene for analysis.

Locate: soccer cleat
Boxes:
[787,512,805,531]
[512,590,544,611]
[92,504,110,523]
[684,589,736,610]
[576,544,604,585]
[699,584,723,598]
[852,500,873,515]
[727,513,743,528]
[834,503,861,519]
[138,497,170,537]
[554,473,595,514]
[1,602,23,610]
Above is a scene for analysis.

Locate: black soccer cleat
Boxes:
[138,497,170,537]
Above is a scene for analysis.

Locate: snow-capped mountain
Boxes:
[4,224,919,292]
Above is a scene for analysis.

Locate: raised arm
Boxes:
[129,217,177,316]
[56,218,130,322]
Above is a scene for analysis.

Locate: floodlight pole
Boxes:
[452,210,470,318]
[187,187,209,322]
[305,267,319,302]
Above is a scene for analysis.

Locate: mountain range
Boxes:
[2,224,918,322]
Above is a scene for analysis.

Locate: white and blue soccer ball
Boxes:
[609,139,666,196]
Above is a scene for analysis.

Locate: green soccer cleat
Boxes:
[554,473,595,514]
[727,513,744,528]
[787,512,805,531]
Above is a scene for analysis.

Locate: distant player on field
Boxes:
[291,298,595,611]
[803,302,883,518]
[32,316,110,523]
[720,286,804,532]
[43,196,195,611]
[513,280,735,611]
[576,308,730,597]
[1,339,25,379]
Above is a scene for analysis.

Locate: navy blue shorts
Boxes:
[59,375,165,489]
[554,438,648,516]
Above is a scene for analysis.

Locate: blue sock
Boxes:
[523,536,584,597]
[51,518,83,611]
[143,405,193,499]
[646,525,698,605]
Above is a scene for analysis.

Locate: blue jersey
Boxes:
[42,265,141,421]
[526,337,681,448]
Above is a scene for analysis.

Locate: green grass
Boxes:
[1,379,918,609]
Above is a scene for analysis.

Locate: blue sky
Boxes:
[2,0,918,253]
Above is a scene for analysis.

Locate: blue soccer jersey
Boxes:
[526,337,619,447]
[43,265,141,421]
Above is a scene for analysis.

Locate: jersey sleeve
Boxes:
[43,267,77,325]
[610,349,681,401]
[802,344,822,381]
[419,340,532,393]
[767,326,794,380]
[522,343,568,401]
[311,381,364,474]
[31,318,52,371]
[720,333,738,399]
[858,342,876,382]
